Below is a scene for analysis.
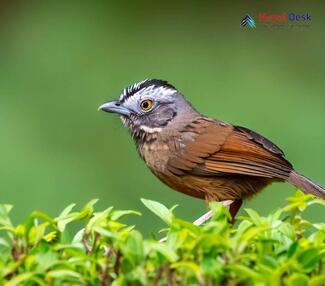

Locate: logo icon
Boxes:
[241,15,256,28]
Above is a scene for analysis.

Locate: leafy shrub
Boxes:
[0,191,324,286]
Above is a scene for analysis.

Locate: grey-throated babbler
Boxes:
[99,79,325,223]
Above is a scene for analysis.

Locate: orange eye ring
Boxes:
[140,99,154,111]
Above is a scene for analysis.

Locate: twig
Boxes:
[114,250,121,275]
[153,266,163,286]
[101,246,113,286]
[82,234,92,254]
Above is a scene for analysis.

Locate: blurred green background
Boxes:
[0,1,324,235]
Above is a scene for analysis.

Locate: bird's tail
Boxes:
[288,171,325,199]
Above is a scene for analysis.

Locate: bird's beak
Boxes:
[98,100,131,117]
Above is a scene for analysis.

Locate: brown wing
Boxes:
[167,118,293,179]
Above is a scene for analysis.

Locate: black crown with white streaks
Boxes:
[119,79,176,103]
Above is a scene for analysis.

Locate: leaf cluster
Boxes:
[0,191,324,285]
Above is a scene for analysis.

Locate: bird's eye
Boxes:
[140,99,154,111]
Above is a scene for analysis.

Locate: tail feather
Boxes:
[289,171,325,199]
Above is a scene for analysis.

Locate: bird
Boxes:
[99,79,325,224]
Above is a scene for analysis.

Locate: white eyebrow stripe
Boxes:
[119,79,177,103]
[121,86,176,106]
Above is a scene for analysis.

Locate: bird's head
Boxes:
[99,79,197,140]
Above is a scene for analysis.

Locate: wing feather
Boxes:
[166,118,292,179]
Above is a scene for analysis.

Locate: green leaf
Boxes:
[56,203,76,220]
[72,228,85,243]
[30,211,56,225]
[171,261,201,274]
[288,241,298,258]
[309,275,325,286]
[244,208,263,225]
[0,238,10,248]
[228,264,262,281]
[34,248,58,272]
[298,248,321,272]
[28,222,50,245]
[141,198,173,225]
[111,210,142,220]
[145,241,178,262]
[92,226,118,239]
[209,201,231,221]
[259,256,278,269]
[122,230,144,266]
[45,270,84,282]
[286,273,309,286]
[43,231,58,242]
[0,194,324,285]
[6,272,35,286]
[0,204,13,228]
[85,207,113,233]
[54,204,79,232]
[77,199,99,220]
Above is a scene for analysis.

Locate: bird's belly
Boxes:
[156,173,207,199]
[154,173,273,202]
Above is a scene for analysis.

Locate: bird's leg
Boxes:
[193,210,214,226]
[159,200,241,243]
[193,200,234,226]
[229,199,242,223]
[159,200,234,243]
